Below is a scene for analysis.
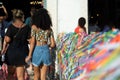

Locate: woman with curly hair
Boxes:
[25,8,56,80]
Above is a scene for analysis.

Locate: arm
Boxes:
[25,25,36,62]
[49,29,56,48]
[1,25,12,54]
[1,36,10,54]
[1,5,8,19]
[28,36,35,58]
[50,36,55,48]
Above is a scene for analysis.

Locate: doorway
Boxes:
[88,0,120,30]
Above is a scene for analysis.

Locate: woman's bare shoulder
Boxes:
[31,25,37,30]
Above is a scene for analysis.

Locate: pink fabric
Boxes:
[74,26,87,48]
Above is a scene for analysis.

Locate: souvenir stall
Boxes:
[56,29,120,80]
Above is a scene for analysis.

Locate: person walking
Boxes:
[25,7,36,28]
[1,9,31,80]
[25,8,56,80]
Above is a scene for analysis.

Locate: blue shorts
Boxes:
[32,45,52,67]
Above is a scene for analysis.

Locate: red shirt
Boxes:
[74,26,85,34]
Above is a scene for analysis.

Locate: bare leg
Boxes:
[34,66,40,80]
[7,66,16,80]
[40,65,48,80]
[16,66,24,80]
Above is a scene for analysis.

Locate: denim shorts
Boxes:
[32,45,52,67]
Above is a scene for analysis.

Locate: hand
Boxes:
[0,5,4,8]
[25,56,31,63]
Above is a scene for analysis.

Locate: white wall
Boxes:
[58,0,88,33]
[45,0,88,36]
[45,0,58,39]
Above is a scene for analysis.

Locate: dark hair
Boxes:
[0,8,6,16]
[78,17,86,28]
[32,8,52,30]
[78,17,86,32]
[30,7,36,14]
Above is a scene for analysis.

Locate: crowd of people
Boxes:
[0,2,56,80]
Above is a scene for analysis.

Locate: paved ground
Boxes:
[28,71,59,80]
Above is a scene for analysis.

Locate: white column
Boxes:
[44,0,58,39]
